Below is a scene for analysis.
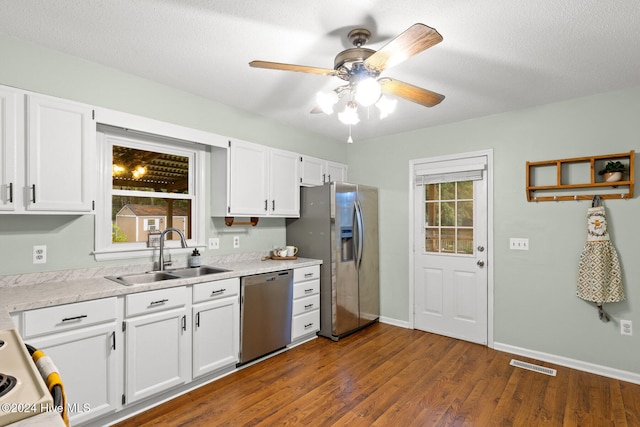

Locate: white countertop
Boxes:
[0,253,322,426]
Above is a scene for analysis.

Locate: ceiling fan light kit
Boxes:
[250,23,445,142]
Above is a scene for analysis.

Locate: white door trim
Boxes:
[408,149,494,348]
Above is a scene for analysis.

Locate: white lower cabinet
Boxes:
[192,278,240,378]
[123,287,189,405]
[291,265,321,342]
[19,298,120,425]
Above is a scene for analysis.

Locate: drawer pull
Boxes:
[304,273,314,278]
[211,289,226,296]
[304,288,314,294]
[304,323,314,329]
[149,298,169,306]
[304,304,314,310]
[61,314,87,322]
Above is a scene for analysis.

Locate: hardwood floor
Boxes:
[113,323,640,427]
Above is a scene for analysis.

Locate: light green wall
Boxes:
[347,86,640,374]
[1,33,638,375]
[0,34,345,275]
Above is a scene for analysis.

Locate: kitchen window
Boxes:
[95,126,205,260]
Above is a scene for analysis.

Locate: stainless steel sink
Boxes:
[167,266,230,278]
[105,266,230,286]
[106,271,180,286]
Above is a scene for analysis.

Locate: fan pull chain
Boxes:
[347,125,354,143]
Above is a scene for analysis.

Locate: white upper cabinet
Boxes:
[300,154,348,186]
[212,139,300,217]
[0,84,95,214]
[269,148,300,216]
[0,87,18,211]
[26,93,95,212]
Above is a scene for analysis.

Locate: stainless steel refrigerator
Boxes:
[286,182,379,340]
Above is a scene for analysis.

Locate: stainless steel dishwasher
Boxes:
[239,269,293,365]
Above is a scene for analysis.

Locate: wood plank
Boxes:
[113,323,640,427]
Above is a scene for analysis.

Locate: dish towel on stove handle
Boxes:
[577,202,624,312]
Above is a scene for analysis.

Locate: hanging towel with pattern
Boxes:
[577,203,624,305]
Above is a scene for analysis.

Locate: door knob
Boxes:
[477,260,485,267]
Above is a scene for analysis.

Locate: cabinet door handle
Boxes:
[31,184,36,204]
[195,312,200,328]
[111,331,116,350]
[8,182,13,203]
[322,173,326,183]
[149,298,168,306]
[328,174,331,182]
[211,289,226,296]
[264,199,268,211]
[182,315,187,331]
[61,314,87,322]
[272,200,275,211]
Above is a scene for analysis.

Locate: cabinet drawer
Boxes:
[192,278,239,303]
[293,265,320,282]
[292,310,319,340]
[292,294,320,316]
[126,286,187,317]
[23,297,117,338]
[293,279,320,299]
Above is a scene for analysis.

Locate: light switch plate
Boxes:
[509,238,529,251]
[208,237,219,250]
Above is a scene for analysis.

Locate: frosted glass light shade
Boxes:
[354,78,382,107]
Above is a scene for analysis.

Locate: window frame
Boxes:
[94,127,205,261]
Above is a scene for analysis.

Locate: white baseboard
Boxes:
[379,316,410,329]
[494,342,640,385]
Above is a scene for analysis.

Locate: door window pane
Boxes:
[424,181,474,254]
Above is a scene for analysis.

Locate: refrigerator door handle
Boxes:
[354,200,365,269]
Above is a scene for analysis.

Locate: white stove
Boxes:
[0,328,53,426]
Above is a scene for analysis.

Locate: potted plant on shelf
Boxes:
[598,161,625,182]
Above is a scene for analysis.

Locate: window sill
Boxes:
[93,246,196,262]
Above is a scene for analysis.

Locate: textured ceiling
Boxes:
[1,0,639,143]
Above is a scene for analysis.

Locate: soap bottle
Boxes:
[190,249,201,268]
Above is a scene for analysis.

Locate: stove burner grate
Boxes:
[0,373,18,397]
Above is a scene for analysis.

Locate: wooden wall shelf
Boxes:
[526,151,635,202]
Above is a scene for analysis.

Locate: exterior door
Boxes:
[413,154,488,345]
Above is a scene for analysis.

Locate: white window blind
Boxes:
[414,157,486,185]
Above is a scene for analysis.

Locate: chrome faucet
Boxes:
[158,228,188,271]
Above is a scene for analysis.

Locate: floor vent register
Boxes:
[510,359,557,376]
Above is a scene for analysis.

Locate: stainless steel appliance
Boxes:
[286,182,380,340]
[239,270,293,364]
[0,329,54,425]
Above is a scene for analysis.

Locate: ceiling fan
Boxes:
[249,23,445,123]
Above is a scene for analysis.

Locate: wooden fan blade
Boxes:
[249,60,337,76]
[380,78,445,107]
[310,105,324,114]
[365,23,443,73]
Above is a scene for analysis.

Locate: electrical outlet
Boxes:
[33,245,47,264]
[233,236,240,249]
[509,238,529,251]
[208,237,220,250]
[620,320,632,336]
